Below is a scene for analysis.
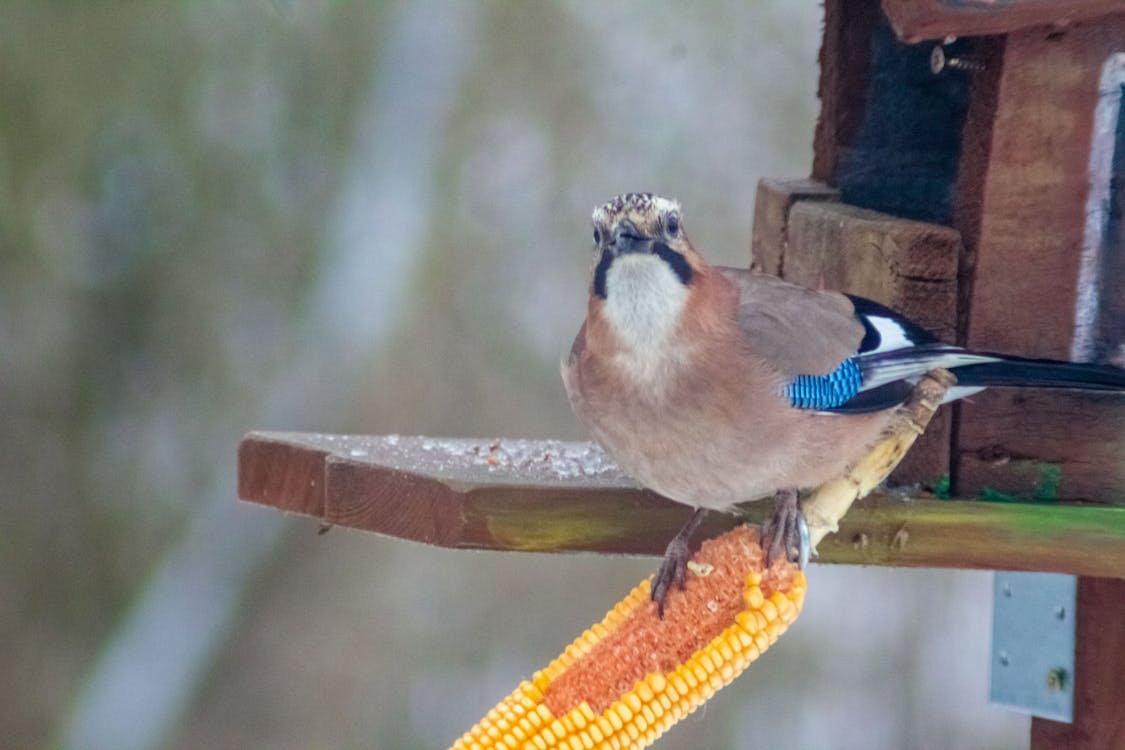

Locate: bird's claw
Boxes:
[762,488,809,569]
[798,512,810,569]
[650,507,709,618]
[651,535,690,619]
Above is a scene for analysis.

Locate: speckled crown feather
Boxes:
[592,193,682,236]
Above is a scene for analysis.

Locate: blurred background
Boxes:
[1,1,1030,748]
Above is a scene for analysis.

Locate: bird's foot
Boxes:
[651,536,689,619]
[651,507,708,618]
[761,487,809,569]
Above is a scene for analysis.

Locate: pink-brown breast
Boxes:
[563,268,896,508]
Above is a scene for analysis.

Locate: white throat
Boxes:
[602,254,689,380]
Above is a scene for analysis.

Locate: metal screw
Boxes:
[930,46,984,74]
[1047,668,1068,692]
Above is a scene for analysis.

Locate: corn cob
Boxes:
[450,524,806,750]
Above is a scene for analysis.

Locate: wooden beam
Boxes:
[963,21,1124,359]
[786,201,961,340]
[1030,577,1125,748]
[954,18,1125,501]
[813,0,881,185]
[882,0,1125,43]
[956,389,1125,503]
[749,178,839,276]
[238,431,1125,578]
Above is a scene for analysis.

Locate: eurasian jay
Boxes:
[562,192,1125,616]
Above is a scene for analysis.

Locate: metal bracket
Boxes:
[990,571,1076,722]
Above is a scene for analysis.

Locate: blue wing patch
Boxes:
[786,359,863,410]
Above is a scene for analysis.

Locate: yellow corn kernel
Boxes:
[744,584,764,610]
[450,528,806,750]
[587,721,604,744]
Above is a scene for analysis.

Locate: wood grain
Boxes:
[749,178,839,276]
[956,389,1125,503]
[813,0,881,185]
[964,20,1124,357]
[882,0,1125,43]
[954,19,1125,501]
[237,431,1125,577]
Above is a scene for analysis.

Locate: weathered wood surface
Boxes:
[882,0,1125,43]
[954,18,1125,501]
[238,431,1125,578]
[782,200,961,486]
[949,33,1004,343]
[749,178,839,276]
[813,0,880,187]
[956,389,1125,503]
[963,20,1124,359]
[1030,577,1125,749]
[786,201,960,341]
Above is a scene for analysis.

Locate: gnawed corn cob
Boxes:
[450,524,806,750]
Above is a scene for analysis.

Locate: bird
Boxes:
[562,192,1125,617]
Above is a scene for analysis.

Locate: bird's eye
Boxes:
[665,213,681,236]
[593,227,602,245]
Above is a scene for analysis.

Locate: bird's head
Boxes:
[586,193,712,357]
[589,192,703,300]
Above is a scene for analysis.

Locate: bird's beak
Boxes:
[612,221,654,256]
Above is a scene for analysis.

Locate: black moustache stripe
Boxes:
[592,242,693,300]
[593,248,612,299]
[653,242,694,286]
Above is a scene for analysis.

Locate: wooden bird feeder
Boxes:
[239,1,1125,747]
[752,0,1125,744]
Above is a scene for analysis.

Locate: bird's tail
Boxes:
[951,355,1125,391]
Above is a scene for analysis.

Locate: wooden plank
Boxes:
[950,34,1005,343]
[786,201,961,338]
[784,200,961,485]
[237,433,329,516]
[237,431,1125,578]
[749,178,839,276]
[956,389,1125,504]
[812,0,881,185]
[964,20,1123,357]
[882,0,1125,43]
[1030,577,1125,749]
[954,18,1125,501]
